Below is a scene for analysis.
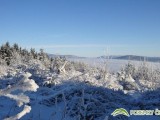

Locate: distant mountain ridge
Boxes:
[48,54,160,62]
[99,55,160,62]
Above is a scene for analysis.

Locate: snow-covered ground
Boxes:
[0,57,160,120]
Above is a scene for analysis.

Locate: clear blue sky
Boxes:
[0,0,160,57]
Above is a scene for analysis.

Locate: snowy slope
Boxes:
[0,57,160,120]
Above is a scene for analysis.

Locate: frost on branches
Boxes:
[0,72,39,120]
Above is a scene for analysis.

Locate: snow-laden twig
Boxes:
[3,93,29,107]
[0,73,38,95]
[0,72,39,120]
[4,105,31,120]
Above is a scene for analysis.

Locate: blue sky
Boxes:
[0,0,160,57]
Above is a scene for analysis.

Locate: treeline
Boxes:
[0,42,50,66]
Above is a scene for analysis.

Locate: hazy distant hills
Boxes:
[99,55,160,62]
[49,54,160,62]
[115,55,160,62]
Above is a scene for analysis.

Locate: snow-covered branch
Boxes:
[0,72,39,120]
[4,105,31,120]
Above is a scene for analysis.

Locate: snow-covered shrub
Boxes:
[132,62,160,90]
[40,82,131,120]
[70,61,89,73]
[118,62,136,80]
[119,81,138,90]
[97,69,109,81]
[117,61,160,90]
[28,59,46,70]
[0,65,8,77]
[116,63,141,91]
[136,62,150,80]
[138,88,160,109]
[0,72,39,120]
[10,51,22,66]
[50,57,68,74]
[124,62,136,78]
[152,68,160,84]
